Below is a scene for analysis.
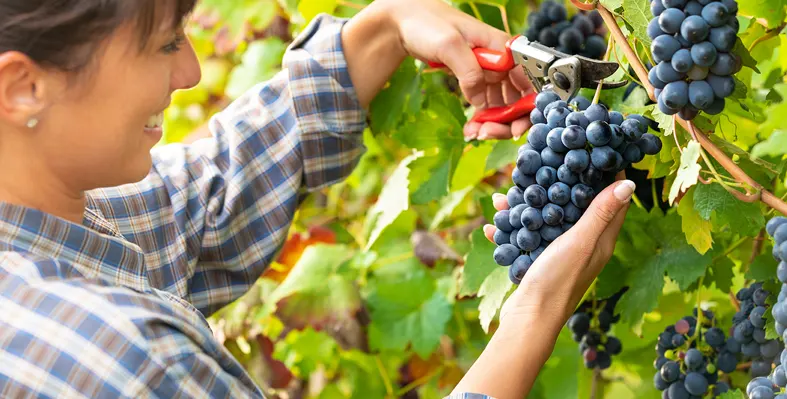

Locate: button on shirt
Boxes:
[0,14,494,399]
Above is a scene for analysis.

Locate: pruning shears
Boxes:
[428,35,627,124]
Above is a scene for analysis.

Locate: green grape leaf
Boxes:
[677,186,713,254]
[693,182,766,237]
[650,108,675,137]
[732,37,761,73]
[272,327,340,378]
[366,259,452,358]
[621,0,653,48]
[460,228,499,297]
[451,143,495,190]
[718,389,745,399]
[365,152,422,251]
[707,257,735,294]
[225,38,287,99]
[262,244,361,329]
[595,257,629,299]
[600,0,623,11]
[747,253,779,282]
[617,257,666,323]
[410,155,453,205]
[752,130,787,158]
[429,186,473,231]
[739,0,787,29]
[486,140,519,171]
[729,77,748,100]
[477,267,513,333]
[369,60,421,135]
[393,108,463,150]
[336,351,388,398]
[668,141,702,205]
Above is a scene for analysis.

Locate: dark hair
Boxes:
[0,0,197,73]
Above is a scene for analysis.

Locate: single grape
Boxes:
[637,133,663,155]
[706,74,735,98]
[541,147,565,169]
[547,107,570,128]
[751,359,773,377]
[530,108,546,125]
[668,381,691,399]
[571,184,595,209]
[547,2,567,22]
[651,34,682,62]
[702,2,730,27]
[586,121,613,146]
[657,95,679,115]
[540,224,563,242]
[493,244,520,266]
[517,149,542,175]
[573,14,595,36]
[671,48,694,72]
[544,100,568,117]
[509,255,532,284]
[608,124,625,148]
[606,337,622,355]
[512,167,536,190]
[585,103,610,123]
[527,124,550,151]
[662,0,686,8]
[530,244,547,261]
[559,28,584,53]
[509,228,519,246]
[565,149,590,173]
[716,351,737,373]
[675,319,691,334]
[661,361,680,382]
[684,0,703,15]
[704,96,725,115]
[709,52,737,76]
[561,125,587,149]
[691,41,718,67]
[516,228,542,251]
[662,81,689,109]
[548,182,571,206]
[591,146,621,172]
[562,201,582,223]
[685,348,704,370]
[659,8,686,34]
[536,166,558,188]
[750,386,776,399]
[748,377,777,396]
[681,15,710,43]
[535,91,561,111]
[623,143,644,163]
[708,25,737,52]
[521,206,544,231]
[684,372,708,395]
[721,0,738,15]
[493,229,510,246]
[557,164,579,185]
[579,165,603,186]
[524,184,549,208]
[688,80,714,110]
[687,65,709,80]
[570,96,591,111]
[542,203,565,226]
[651,0,666,16]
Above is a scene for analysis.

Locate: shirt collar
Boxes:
[0,201,150,291]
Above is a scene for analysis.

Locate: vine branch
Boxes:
[594,4,787,216]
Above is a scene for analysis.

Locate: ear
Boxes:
[0,52,52,128]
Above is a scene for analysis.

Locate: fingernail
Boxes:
[492,193,506,202]
[614,180,636,201]
[483,224,495,234]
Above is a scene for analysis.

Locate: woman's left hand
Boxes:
[376,0,534,140]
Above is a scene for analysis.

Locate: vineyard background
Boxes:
[165,0,787,398]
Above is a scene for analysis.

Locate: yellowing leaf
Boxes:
[298,0,337,24]
[669,141,702,205]
[477,267,512,333]
[677,187,713,254]
[365,152,422,251]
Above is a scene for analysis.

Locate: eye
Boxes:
[161,34,186,54]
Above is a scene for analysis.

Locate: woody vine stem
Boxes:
[569,0,787,215]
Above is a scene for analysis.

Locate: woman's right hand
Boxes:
[482,177,636,325]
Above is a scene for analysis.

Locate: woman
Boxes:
[0,0,635,398]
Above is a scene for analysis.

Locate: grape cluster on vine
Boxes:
[731,283,783,378]
[491,90,663,284]
[568,288,627,370]
[653,310,736,398]
[523,1,607,59]
[648,0,741,119]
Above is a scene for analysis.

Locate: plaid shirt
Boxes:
[0,14,494,399]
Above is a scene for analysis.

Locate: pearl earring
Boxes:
[26,118,39,129]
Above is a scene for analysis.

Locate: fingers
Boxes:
[484,193,511,243]
[571,180,636,250]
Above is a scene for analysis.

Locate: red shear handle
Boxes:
[470,92,537,124]
[427,35,520,72]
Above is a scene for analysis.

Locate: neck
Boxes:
[0,158,85,225]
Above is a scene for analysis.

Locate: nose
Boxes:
[171,37,202,91]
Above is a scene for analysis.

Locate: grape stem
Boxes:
[592,35,615,105]
[497,4,511,36]
[590,367,601,399]
[375,355,396,396]
[747,22,787,52]
[593,4,787,216]
[736,360,753,371]
[569,0,596,11]
[336,0,366,10]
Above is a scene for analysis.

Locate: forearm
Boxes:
[451,309,566,399]
[340,1,407,109]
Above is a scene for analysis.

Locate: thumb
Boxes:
[571,180,636,243]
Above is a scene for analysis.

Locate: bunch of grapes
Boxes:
[731,283,783,378]
[648,0,741,119]
[523,0,607,59]
[491,90,663,284]
[567,288,627,369]
[652,311,737,397]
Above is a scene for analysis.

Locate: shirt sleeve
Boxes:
[443,393,496,399]
[86,13,368,317]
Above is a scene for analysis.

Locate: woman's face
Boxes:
[0,18,202,192]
